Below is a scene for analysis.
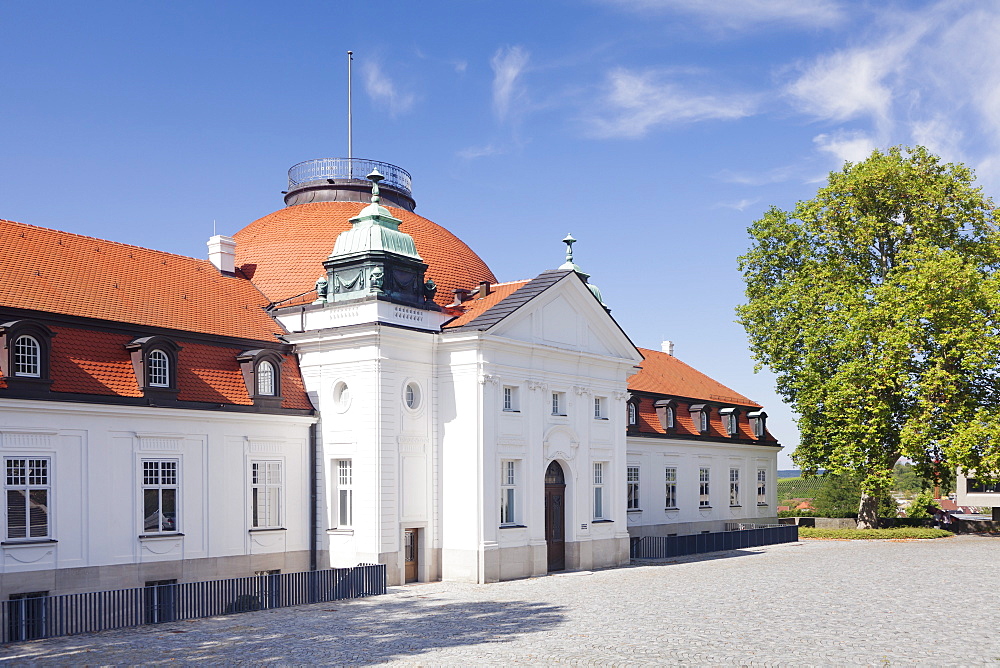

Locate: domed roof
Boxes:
[234,201,496,307]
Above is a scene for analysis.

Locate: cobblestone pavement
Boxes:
[2,535,999,666]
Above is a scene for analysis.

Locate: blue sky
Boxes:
[3,1,999,467]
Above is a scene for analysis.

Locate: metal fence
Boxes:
[630,524,798,560]
[1,564,386,644]
[287,157,413,195]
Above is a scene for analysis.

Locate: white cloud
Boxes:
[362,61,415,117]
[785,49,896,129]
[716,165,800,186]
[586,68,756,139]
[715,198,761,212]
[599,0,844,31]
[491,46,530,122]
[812,130,877,166]
[456,144,507,160]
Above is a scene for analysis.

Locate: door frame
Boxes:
[544,460,568,572]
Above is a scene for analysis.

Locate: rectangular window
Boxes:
[699,467,711,507]
[5,458,50,540]
[757,468,768,505]
[142,460,178,534]
[551,392,566,416]
[665,467,677,509]
[627,466,640,510]
[335,460,353,528]
[502,386,519,412]
[594,462,606,519]
[729,468,741,506]
[594,397,605,419]
[251,461,282,528]
[500,460,517,525]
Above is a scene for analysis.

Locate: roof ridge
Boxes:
[0,217,213,265]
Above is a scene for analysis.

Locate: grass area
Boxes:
[799,527,954,540]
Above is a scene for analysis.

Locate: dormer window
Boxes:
[257,361,276,396]
[626,395,640,428]
[125,336,181,397]
[748,410,768,439]
[720,407,739,437]
[654,399,675,431]
[147,350,170,387]
[237,350,284,408]
[628,403,637,426]
[689,404,710,434]
[13,336,41,377]
[0,321,55,392]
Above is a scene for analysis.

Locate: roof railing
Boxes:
[287,158,412,197]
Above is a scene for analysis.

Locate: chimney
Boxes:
[478,281,492,298]
[207,235,236,274]
[661,340,675,355]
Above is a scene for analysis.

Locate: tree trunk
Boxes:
[857,493,880,529]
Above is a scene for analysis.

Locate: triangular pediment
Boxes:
[474,271,641,362]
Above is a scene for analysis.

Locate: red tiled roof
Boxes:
[629,347,761,407]
[34,325,313,409]
[442,280,530,328]
[233,202,497,307]
[0,218,284,341]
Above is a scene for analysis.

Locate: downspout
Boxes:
[309,421,318,571]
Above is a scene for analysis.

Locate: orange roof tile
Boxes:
[442,280,530,328]
[0,218,284,341]
[234,202,497,307]
[629,347,761,407]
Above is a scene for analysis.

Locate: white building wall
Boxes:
[625,436,780,536]
[0,399,314,598]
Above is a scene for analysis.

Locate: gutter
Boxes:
[309,422,318,571]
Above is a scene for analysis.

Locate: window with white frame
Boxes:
[5,458,50,539]
[721,408,739,436]
[757,468,768,505]
[665,466,677,509]
[700,411,709,433]
[147,350,170,388]
[13,336,41,377]
[699,467,711,507]
[251,461,282,528]
[500,460,517,525]
[665,406,675,429]
[627,403,637,426]
[729,468,741,506]
[593,462,606,519]
[594,397,606,419]
[551,392,566,416]
[142,460,178,533]
[627,466,640,510]
[503,386,519,412]
[256,361,276,396]
[334,460,353,528]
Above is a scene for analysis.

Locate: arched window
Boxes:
[13,336,40,377]
[627,403,637,426]
[147,350,170,387]
[666,407,675,429]
[256,361,276,396]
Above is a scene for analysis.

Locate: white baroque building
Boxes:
[0,158,780,596]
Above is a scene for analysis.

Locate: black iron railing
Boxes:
[1,563,386,643]
[630,524,798,560]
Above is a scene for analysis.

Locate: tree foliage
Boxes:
[738,146,1000,527]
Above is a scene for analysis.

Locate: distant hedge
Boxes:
[799,527,954,540]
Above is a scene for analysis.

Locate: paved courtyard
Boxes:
[2,535,998,666]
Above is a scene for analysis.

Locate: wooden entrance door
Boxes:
[404,529,418,582]
[545,461,566,572]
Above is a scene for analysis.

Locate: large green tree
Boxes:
[738,146,1000,528]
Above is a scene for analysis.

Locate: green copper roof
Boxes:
[328,169,423,261]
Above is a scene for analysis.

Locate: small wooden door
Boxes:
[404,529,418,582]
[545,461,566,572]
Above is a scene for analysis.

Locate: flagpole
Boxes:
[347,50,353,178]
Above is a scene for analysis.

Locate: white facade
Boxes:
[0,398,314,598]
[624,436,779,536]
[279,271,641,584]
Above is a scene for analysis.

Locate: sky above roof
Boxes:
[2,0,995,468]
